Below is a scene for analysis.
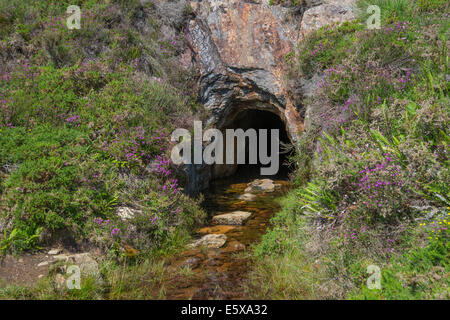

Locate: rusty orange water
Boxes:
[163,176,290,299]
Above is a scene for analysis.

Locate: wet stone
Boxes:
[212,211,252,225]
[238,193,256,201]
[245,179,279,193]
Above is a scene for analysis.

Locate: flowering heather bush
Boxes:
[295,19,423,138]
[0,0,206,255]
[252,0,449,299]
[104,126,170,169]
[353,154,405,215]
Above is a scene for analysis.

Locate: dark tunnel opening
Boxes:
[215,109,294,181]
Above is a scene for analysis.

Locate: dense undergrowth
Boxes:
[249,0,449,299]
[0,0,207,298]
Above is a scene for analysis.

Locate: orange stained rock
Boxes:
[197,225,237,235]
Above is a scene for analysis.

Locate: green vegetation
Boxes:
[0,0,448,300]
[249,0,449,299]
[0,0,206,298]
[0,257,185,299]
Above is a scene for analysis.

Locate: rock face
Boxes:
[185,0,303,141]
[189,234,227,248]
[212,211,252,225]
[300,0,356,39]
[175,0,356,192]
[238,193,257,201]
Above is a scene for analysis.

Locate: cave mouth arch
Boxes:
[212,108,294,181]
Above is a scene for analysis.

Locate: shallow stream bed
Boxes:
[163,175,290,299]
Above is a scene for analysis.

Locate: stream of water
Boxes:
[163,174,290,299]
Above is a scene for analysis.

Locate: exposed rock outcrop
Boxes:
[238,193,257,201]
[174,0,357,192]
[185,0,304,142]
[300,0,356,39]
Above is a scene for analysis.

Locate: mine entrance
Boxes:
[213,109,293,181]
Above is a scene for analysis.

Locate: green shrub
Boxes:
[250,0,449,299]
[0,0,205,256]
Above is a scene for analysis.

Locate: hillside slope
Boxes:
[0,0,211,298]
[248,0,449,300]
[0,0,448,300]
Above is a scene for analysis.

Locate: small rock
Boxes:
[223,241,246,253]
[238,193,256,201]
[54,273,66,290]
[300,0,356,39]
[52,254,69,262]
[116,207,141,220]
[432,273,442,281]
[245,179,278,193]
[37,261,49,267]
[212,211,252,225]
[67,253,100,278]
[189,234,227,249]
[48,248,63,255]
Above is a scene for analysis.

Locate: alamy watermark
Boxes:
[367,265,382,290]
[170,121,280,176]
[366,5,381,30]
[66,265,81,290]
[66,5,81,30]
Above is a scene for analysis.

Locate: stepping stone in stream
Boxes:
[238,193,256,201]
[245,179,279,193]
[212,211,252,226]
[189,234,227,249]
